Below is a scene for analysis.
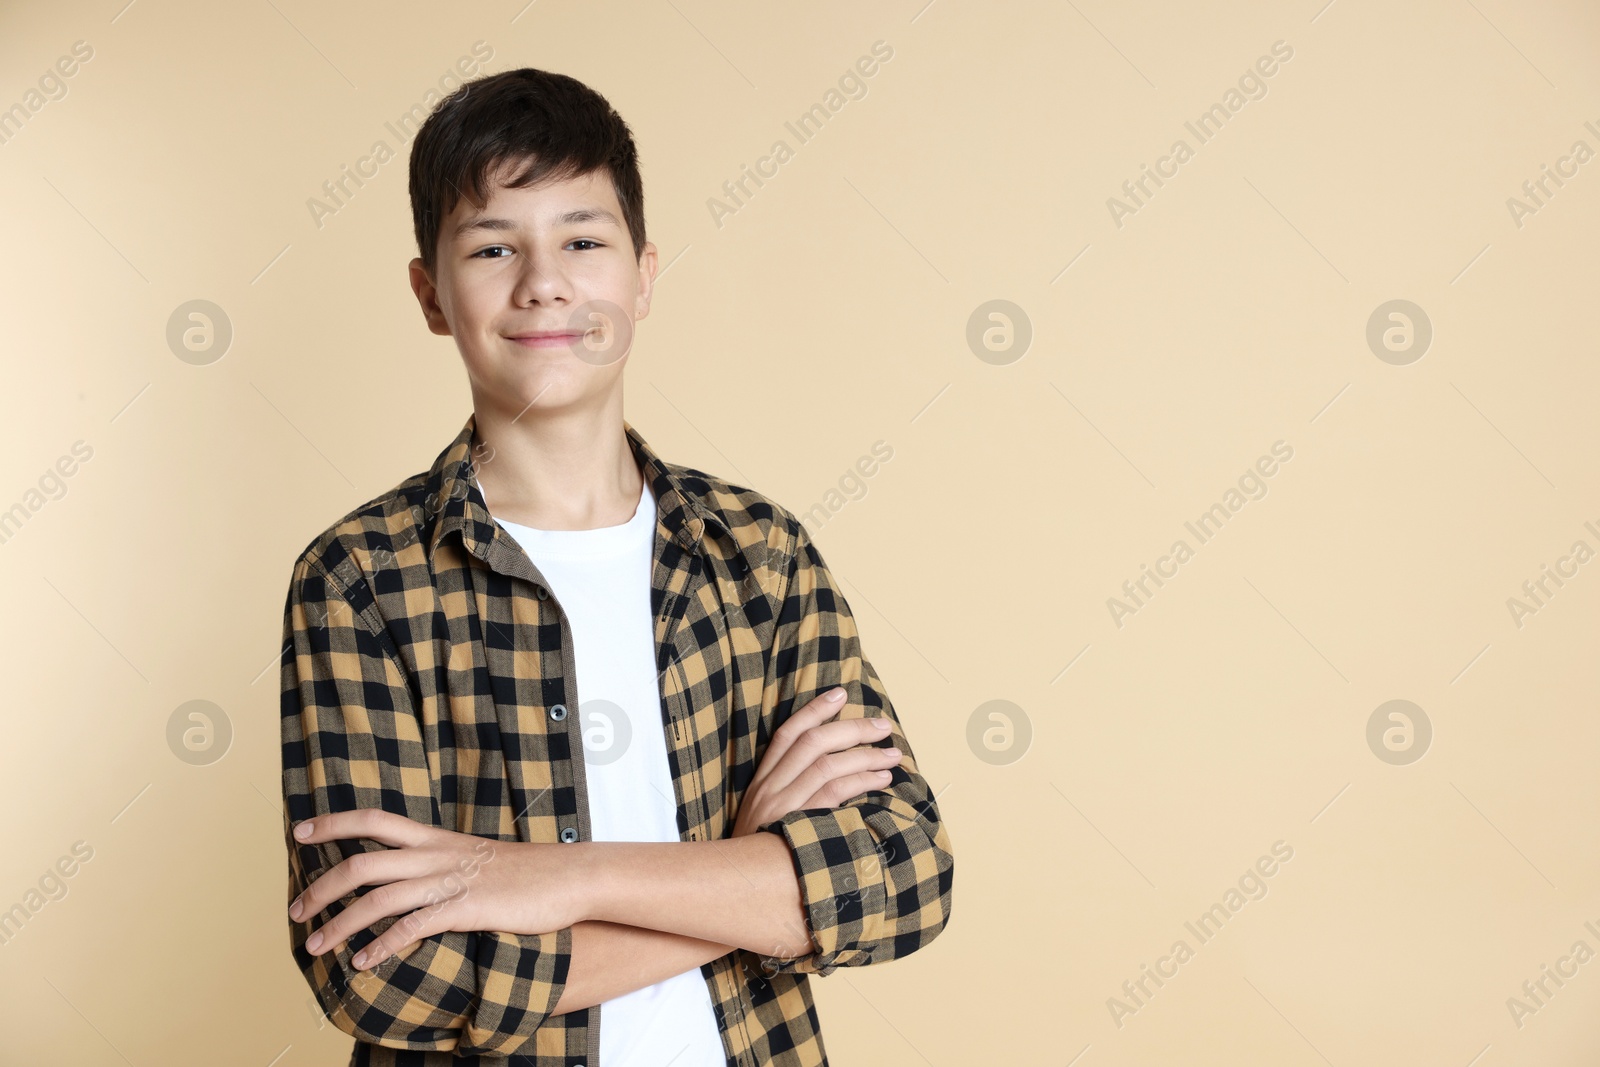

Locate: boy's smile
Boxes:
[409,161,657,423]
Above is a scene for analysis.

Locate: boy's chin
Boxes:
[472,378,595,420]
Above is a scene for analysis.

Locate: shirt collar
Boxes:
[423,414,734,561]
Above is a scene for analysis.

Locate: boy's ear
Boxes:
[408,257,453,337]
[634,240,659,321]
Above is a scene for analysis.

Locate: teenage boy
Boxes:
[279,68,953,1067]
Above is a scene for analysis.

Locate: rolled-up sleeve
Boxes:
[751,517,955,978]
[279,551,571,1055]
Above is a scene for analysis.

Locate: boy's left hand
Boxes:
[288,808,580,971]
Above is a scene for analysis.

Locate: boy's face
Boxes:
[409,161,657,426]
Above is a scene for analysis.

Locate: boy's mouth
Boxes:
[507,330,586,348]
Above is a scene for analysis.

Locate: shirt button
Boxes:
[534,585,549,600]
[559,827,579,843]
[549,704,567,721]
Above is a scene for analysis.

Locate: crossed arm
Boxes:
[289,819,796,1015]
[286,688,899,1015]
[559,923,738,1016]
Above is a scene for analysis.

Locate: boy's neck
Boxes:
[470,400,644,532]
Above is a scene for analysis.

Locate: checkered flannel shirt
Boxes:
[279,414,954,1066]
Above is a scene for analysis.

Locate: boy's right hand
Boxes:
[730,688,902,838]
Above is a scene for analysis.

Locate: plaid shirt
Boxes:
[279,415,954,1066]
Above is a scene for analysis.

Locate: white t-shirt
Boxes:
[489,475,727,1067]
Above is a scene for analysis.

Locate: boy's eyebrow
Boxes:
[452,207,620,240]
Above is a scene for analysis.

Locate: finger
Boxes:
[304,874,443,959]
[803,715,898,755]
[784,744,900,809]
[352,898,453,971]
[753,688,849,787]
[293,846,440,927]
[353,868,479,970]
[803,767,897,809]
[762,715,896,796]
[293,808,439,851]
[757,743,899,820]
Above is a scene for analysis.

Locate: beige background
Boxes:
[2,0,1598,1063]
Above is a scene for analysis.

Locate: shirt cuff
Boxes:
[459,924,573,1054]
[756,806,887,976]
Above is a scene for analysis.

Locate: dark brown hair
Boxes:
[407,68,646,276]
